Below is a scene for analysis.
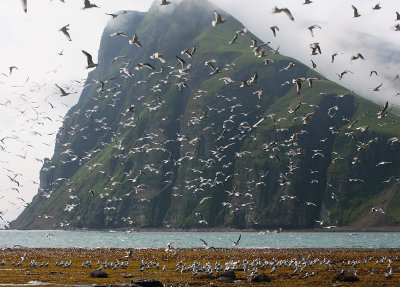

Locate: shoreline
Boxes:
[0,247,398,286]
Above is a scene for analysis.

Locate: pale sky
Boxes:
[0,0,399,225]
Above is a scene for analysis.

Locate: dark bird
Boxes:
[331,53,338,63]
[83,0,99,9]
[270,26,279,37]
[308,24,321,37]
[229,234,241,247]
[396,12,400,21]
[351,53,364,61]
[59,24,72,41]
[272,6,294,21]
[160,0,171,5]
[105,11,127,18]
[55,84,75,97]
[81,50,97,69]
[311,59,317,69]
[373,83,382,91]
[352,5,361,18]
[370,70,378,77]
[372,3,381,10]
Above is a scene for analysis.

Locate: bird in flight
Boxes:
[59,24,72,41]
[352,5,361,18]
[82,50,97,69]
[272,6,294,21]
[20,0,27,13]
[270,26,279,37]
[212,11,226,26]
[55,84,75,97]
[83,0,99,9]
[160,0,171,5]
[229,234,241,247]
[129,34,142,47]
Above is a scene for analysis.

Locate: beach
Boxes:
[0,248,398,286]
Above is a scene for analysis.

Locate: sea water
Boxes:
[0,230,399,249]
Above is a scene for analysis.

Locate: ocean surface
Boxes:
[0,230,399,249]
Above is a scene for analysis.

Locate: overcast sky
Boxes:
[0,0,399,225]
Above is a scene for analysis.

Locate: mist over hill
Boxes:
[11,0,400,230]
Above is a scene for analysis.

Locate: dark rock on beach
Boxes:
[90,269,108,278]
[130,278,164,287]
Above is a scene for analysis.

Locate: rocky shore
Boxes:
[0,248,398,286]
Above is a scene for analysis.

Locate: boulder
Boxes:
[90,269,108,278]
[332,269,359,282]
[247,273,271,283]
[130,278,163,287]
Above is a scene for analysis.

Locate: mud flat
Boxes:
[0,248,398,286]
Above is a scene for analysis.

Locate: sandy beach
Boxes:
[0,248,399,286]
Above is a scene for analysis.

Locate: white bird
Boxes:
[81,50,97,69]
[200,239,216,250]
[212,11,226,26]
[150,52,166,63]
[272,6,294,21]
[129,34,142,47]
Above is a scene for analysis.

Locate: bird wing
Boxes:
[21,0,27,12]
[282,8,294,21]
[81,50,94,65]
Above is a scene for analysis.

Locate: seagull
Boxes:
[310,42,321,55]
[253,90,263,101]
[272,6,294,21]
[311,59,317,69]
[229,234,241,247]
[212,11,226,26]
[55,84,75,97]
[308,25,321,37]
[352,5,361,18]
[396,12,400,21]
[331,53,338,63]
[81,50,97,69]
[105,11,127,18]
[292,78,304,94]
[370,71,378,77]
[150,52,166,63]
[83,0,99,9]
[372,3,381,10]
[129,34,142,47]
[373,83,382,91]
[160,0,171,5]
[9,66,18,75]
[200,239,216,250]
[20,0,27,13]
[303,0,313,4]
[59,24,72,41]
[270,26,279,37]
[228,33,239,44]
[351,53,364,61]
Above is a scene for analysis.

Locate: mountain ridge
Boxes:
[11,0,400,230]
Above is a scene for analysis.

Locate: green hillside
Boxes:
[11,0,400,230]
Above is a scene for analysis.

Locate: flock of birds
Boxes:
[2,0,399,229]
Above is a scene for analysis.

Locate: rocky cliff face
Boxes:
[11,0,400,230]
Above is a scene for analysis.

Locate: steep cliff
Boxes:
[11,0,400,230]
